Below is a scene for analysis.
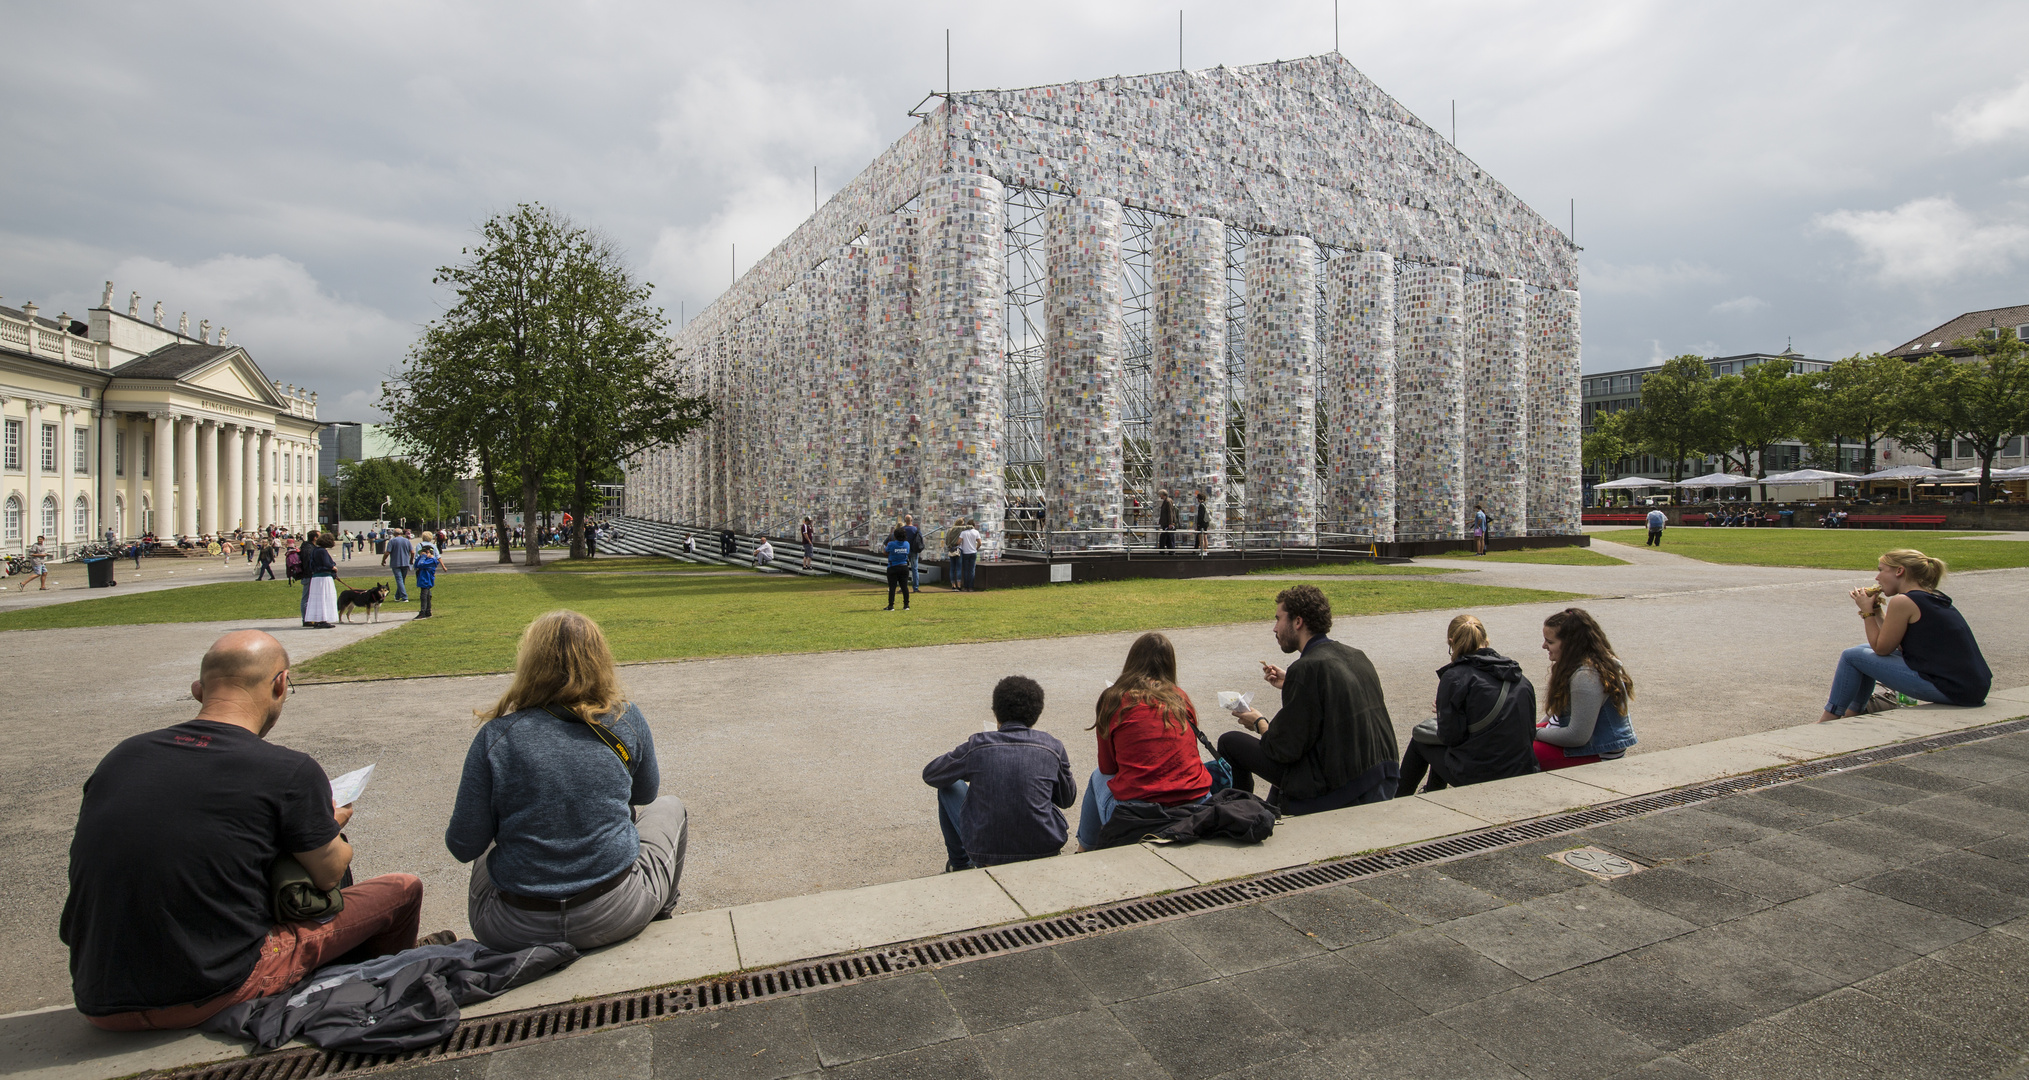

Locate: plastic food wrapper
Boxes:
[1217,691,1253,715]
[327,764,375,807]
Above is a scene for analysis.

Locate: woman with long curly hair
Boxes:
[1534,608,1638,771]
[1076,632,1213,850]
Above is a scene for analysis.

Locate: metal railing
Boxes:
[1008,525,1378,561]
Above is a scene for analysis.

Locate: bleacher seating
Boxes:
[600,518,906,584]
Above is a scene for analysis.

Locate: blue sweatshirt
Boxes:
[922,725,1075,865]
[445,702,660,897]
[885,539,911,567]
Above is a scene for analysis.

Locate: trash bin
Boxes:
[1779,509,1795,528]
[85,556,116,588]
[373,539,386,555]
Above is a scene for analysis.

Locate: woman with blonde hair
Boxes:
[445,610,687,951]
[1821,549,1991,722]
[1076,632,1214,850]
[1397,615,1539,796]
[1535,608,1638,770]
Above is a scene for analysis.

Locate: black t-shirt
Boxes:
[60,719,340,1015]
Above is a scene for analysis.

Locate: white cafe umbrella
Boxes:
[1759,468,1860,485]
[1990,464,2029,479]
[1856,464,1960,503]
[1674,472,1753,489]
[1592,476,1673,489]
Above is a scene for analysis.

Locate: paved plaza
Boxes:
[353,728,2029,1080]
[3,541,2027,1017]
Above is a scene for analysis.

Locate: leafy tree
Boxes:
[1945,330,2029,503]
[1715,357,1809,498]
[1894,355,1964,469]
[332,457,461,526]
[1628,355,1721,482]
[1804,353,1908,475]
[1582,408,1637,479]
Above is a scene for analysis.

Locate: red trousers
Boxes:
[1533,741,1602,771]
[87,873,424,1032]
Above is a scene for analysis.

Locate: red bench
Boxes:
[1842,514,1949,529]
[1681,513,1705,524]
[1583,513,1651,525]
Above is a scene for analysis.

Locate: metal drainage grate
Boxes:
[158,716,2029,1079]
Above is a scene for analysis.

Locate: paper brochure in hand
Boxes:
[327,764,375,807]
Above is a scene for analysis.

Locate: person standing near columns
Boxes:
[151,413,176,542]
[197,419,219,537]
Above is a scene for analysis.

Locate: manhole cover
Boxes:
[1549,846,1641,880]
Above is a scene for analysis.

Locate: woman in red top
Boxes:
[1076,632,1214,850]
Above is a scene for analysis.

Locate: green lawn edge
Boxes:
[1430,547,1629,566]
[1591,528,2029,572]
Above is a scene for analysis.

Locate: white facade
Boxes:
[0,285,322,553]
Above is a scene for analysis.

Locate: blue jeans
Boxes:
[1076,769,1207,849]
[392,566,410,600]
[935,781,971,870]
[1826,644,1946,715]
[908,553,920,591]
[959,552,977,590]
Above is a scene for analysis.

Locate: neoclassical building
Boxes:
[1,283,323,553]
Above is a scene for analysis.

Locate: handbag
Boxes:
[1186,713,1234,793]
[271,852,344,922]
[1412,680,1514,746]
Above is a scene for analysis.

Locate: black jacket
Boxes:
[1430,648,1540,786]
[1095,788,1277,848]
[1260,639,1399,802]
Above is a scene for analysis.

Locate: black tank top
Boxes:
[1899,591,1991,707]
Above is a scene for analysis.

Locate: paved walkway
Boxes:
[3,547,2026,1016]
[368,728,2029,1080]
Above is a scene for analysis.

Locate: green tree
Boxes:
[1804,353,1909,476]
[332,457,461,526]
[1582,408,1637,480]
[1945,330,2029,504]
[1895,355,1963,469]
[1716,357,1810,498]
[1628,355,1721,483]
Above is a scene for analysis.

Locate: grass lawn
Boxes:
[1245,561,1463,576]
[1431,547,1629,566]
[1593,528,2029,572]
[0,572,1585,679]
[532,556,730,574]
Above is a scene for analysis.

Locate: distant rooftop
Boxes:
[1886,303,2029,358]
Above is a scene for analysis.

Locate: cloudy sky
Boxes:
[4,1,2026,419]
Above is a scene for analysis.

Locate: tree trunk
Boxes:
[569,457,589,560]
[522,464,543,568]
[479,446,513,564]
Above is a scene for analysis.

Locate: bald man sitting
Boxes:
[60,630,446,1030]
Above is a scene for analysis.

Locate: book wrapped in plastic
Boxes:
[1044,196,1125,550]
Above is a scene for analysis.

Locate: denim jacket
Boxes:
[1578,701,1637,757]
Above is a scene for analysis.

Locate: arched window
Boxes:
[114,495,125,538]
[73,494,89,539]
[3,496,19,543]
[41,494,58,539]
[140,495,151,535]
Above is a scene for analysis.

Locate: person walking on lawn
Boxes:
[1646,507,1666,547]
[413,542,442,619]
[382,529,415,601]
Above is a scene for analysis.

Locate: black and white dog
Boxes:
[337,582,391,623]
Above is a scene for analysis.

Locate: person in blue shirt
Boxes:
[413,544,441,619]
[884,527,913,611]
[922,675,1075,871]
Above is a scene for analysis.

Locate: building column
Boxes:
[1322,250,1397,544]
[918,172,1007,557]
[259,429,276,531]
[1152,215,1229,550]
[196,418,219,535]
[151,412,175,537]
[22,400,45,541]
[1527,289,1582,535]
[59,405,77,542]
[243,429,262,530]
[1394,264,1466,541]
[865,210,922,547]
[1044,195,1125,550]
[176,415,198,537]
[223,425,244,532]
[1465,278,1528,540]
[1244,235,1318,545]
[827,245,869,542]
[97,408,117,539]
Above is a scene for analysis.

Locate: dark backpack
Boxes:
[284,549,303,580]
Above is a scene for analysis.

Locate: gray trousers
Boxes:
[468,795,688,952]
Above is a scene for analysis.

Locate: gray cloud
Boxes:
[3,0,2027,414]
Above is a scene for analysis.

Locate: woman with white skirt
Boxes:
[303,532,340,628]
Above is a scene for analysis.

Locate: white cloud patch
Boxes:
[1710,295,1767,316]
[1579,259,1725,297]
[108,253,411,405]
[1945,76,2029,144]
[1813,196,2029,285]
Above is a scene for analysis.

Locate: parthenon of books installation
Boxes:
[626,54,1581,558]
